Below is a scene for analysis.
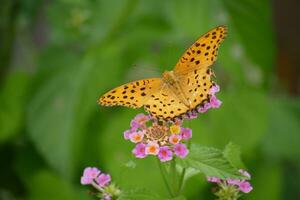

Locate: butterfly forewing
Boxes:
[99,78,162,108]
[174,25,227,74]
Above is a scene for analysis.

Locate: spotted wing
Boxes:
[99,78,188,120]
[98,78,162,108]
[144,85,189,120]
[178,67,214,110]
[174,25,227,74]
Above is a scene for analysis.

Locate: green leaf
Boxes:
[168,196,187,200]
[0,71,30,143]
[245,163,281,200]
[262,98,300,162]
[27,43,124,179]
[27,0,139,180]
[26,170,87,200]
[190,90,268,155]
[118,188,164,200]
[221,0,276,74]
[223,142,245,169]
[179,144,244,179]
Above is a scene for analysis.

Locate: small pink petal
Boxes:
[210,84,220,95]
[227,179,241,185]
[132,143,147,158]
[80,167,100,185]
[123,129,132,140]
[185,111,198,119]
[198,103,211,113]
[97,174,111,187]
[145,142,159,155]
[81,176,93,185]
[169,134,182,145]
[103,193,112,200]
[83,167,100,179]
[238,181,253,193]
[130,113,150,130]
[210,95,222,108]
[180,127,192,140]
[158,146,173,162]
[207,176,221,183]
[129,131,144,143]
[174,118,183,126]
[239,169,251,179]
[174,143,189,158]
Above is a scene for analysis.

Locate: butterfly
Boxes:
[98,25,227,121]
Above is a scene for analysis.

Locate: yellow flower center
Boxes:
[134,134,141,142]
[170,125,180,134]
[149,146,156,153]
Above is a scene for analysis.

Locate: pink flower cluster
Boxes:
[184,84,222,119]
[207,169,253,193]
[80,167,121,200]
[124,114,192,162]
[81,167,111,187]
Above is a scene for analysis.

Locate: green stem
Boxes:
[178,167,186,194]
[177,120,192,193]
[157,158,174,197]
[170,157,178,196]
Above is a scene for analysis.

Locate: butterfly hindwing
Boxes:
[99,78,162,108]
[144,85,189,120]
[174,25,227,74]
[178,67,214,109]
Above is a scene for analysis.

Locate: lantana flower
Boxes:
[123,84,222,162]
[207,169,253,199]
[81,167,101,185]
[158,146,173,162]
[80,167,121,200]
[124,115,192,162]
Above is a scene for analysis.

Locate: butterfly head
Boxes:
[162,70,176,85]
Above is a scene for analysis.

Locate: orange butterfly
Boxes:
[99,25,227,121]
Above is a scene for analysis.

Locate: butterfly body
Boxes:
[99,25,227,121]
[162,70,194,108]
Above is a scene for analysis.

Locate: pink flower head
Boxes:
[180,127,192,140]
[130,113,150,130]
[185,111,198,119]
[129,131,144,143]
[169,134,182,145]
[207,176,221,183]
[198,103,211,113]
[174,143,189,158]
[227,179,241,185]
[238,181,253,193]
[80,167,101,185]
[158,146,173,162]
[132,143,147,158]
[210,84,220,95]
[174,118,183,126]
[103,193,112,200]
[145,142,159,155]
[97,173,111,187]
[123,129,132,140]
[239,169,251,179]
[210,95,222,108]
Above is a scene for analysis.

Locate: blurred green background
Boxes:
[1,0,300,199]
